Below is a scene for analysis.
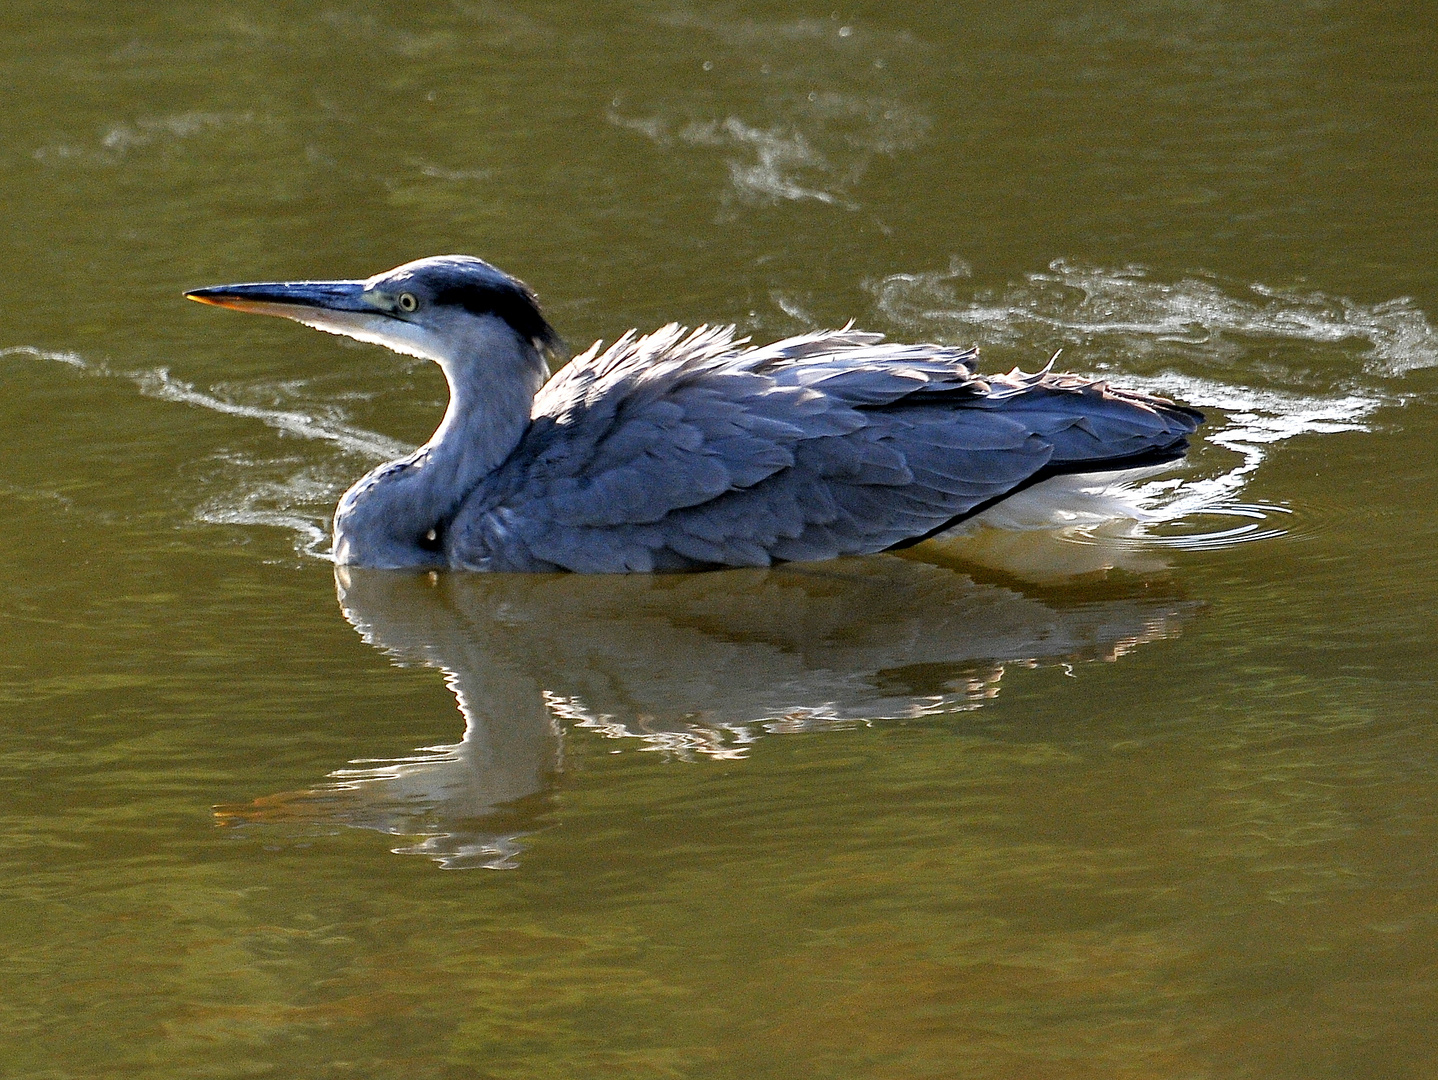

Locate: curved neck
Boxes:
[424,322,548,492]
[333,318,548,568]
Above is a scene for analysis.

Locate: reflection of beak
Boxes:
[185,279,376,321]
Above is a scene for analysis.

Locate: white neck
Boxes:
[424,318,548,494]
[332,315,548,568]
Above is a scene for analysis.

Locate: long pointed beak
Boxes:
[184,279,373,319]
[185,277,434,358]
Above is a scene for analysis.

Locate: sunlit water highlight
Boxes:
[6,5,1438,1075]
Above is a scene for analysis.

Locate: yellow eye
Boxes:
[397,292,418,313]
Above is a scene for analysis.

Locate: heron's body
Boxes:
[186,255,1202,572]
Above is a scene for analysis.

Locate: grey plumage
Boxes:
[186,256,1203,572]
[452,324,1200,571]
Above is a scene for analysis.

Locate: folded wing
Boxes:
[447,326,1201,572]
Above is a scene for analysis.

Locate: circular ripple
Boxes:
[1124,503,1294,550]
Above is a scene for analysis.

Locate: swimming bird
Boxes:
[186,255,1203,572]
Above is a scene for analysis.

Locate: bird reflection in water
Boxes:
[215,555,1196,868]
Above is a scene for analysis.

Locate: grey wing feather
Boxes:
[447,326,1202,572]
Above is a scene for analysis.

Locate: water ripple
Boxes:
[865,260,1432,559]
[5,345,410,560]
[1107,503,1294,551]
[867,259,1438,376]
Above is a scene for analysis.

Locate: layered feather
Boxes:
[445,325,1201,572]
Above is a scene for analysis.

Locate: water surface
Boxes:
[3,2,1438,1077]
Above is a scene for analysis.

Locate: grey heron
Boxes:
[186,255,1202,572]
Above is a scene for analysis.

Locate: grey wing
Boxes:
[447,327,1202,572]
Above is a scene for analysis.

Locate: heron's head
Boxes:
[185,255,563,366]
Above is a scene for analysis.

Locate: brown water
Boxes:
[4,2,1438,1077]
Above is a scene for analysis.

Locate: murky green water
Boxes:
[4,2,1438,1076]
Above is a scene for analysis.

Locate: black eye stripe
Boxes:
[431,280,560,350]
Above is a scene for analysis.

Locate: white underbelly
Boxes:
[961,465,1173,533]
[917,465,1178,581]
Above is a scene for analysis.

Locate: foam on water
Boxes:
[3,346,408,460]
[607,9,933,210]
[0,345,88,368]
[32,110,266,166]
[139,372,411,559]
[864,260,1434,561]
[869,259,1438,375]
[136,369,411,460]
[191,460,343,561]
[4,345,410,560]
[1134,373,1381,518]
[608,62,929,212]
[608,110,871,208]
